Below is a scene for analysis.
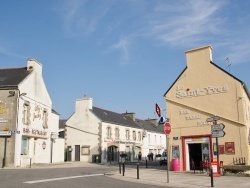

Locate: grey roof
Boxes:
[91,107,140,128]
[0,67,31,89]
[135,118,165,134]
[91,106,164,134]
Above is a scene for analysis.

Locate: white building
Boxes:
[65,96,166,163]
[0,59,64,167]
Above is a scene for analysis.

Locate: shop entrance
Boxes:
[188,143,210,170]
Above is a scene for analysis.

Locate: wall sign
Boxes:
[225,142,235,154]
[176,85,228,99]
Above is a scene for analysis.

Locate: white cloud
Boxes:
[147,0,224,46]
[0,45,25,59]
[110,38,130,65]
[60,0,110,36]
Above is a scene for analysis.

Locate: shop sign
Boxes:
[23,128,47,137]
[176,85,228,99]
[0,131,11,136]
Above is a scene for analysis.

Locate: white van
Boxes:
[159,150,167,165]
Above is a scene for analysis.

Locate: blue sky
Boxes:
[1,0,250,120]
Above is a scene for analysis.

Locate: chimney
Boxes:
[123,112,136,121]
[27,58,43,75]
[75,96,93,115]
[185,45,213,68]
[145,119,158,126]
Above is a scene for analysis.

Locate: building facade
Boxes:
[164,46,250,171]
[65,96,166,163]
[0,59,64,167]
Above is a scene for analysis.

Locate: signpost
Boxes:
[164,122,171,135]
[163,121,171,183]
[155,103,161,117]
[207,115,226,179]
[211,123,225,138]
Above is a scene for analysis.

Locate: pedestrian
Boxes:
[138,151,142,161]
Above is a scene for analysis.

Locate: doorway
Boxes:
[188,143,202,170]
[107,146,118,162]
[75,145,80,161]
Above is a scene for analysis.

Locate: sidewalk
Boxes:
[109,166,250,188]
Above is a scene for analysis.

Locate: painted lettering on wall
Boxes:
[0,104,7,114]
[179,108,207,126]
[176,85,228,99]
[23,128,47,137]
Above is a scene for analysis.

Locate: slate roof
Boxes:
[91,106,164,134]
[0,67,31,89]
[135,119,165,134]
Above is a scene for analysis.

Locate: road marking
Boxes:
[24,174,104,184]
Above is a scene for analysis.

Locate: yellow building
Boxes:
[164,45,250,171]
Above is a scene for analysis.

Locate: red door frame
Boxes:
[181,134,212,171]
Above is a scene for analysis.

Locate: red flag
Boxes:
[155,103,161,117]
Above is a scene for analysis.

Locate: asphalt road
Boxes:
[0,165,166,188]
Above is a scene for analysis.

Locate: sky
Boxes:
[1,0,250,120]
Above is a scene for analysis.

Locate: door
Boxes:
[75,145,80,161]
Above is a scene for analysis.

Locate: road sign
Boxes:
[164,122,171,135]
[155,103,161,117]
[206,116,220,122]
[11,130,20,134]
[212,130,225,138]
[0,131,11,136]
[158,117,165,124]
[211,123,225,132]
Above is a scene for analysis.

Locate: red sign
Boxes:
[155,103,161,117]
[164,122,171,135]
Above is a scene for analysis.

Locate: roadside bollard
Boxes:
[30,158,32,168]
[137,163,139,179]
[119,162,121,174]
[210,167,214,187]
[122,162,125,176]
[146,159,148,168]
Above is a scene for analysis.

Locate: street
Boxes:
[0,164,166,188]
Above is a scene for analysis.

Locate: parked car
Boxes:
[159,150,167,165]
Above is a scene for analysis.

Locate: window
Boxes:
[21,136,28,155]
[42,109,48,129]
[126,129,130,140]
[22,101,31,125]
[148,134,151,144]
[107,127,111,139]
[160,136,162,145]
[115,128,119,139]
[81,145,90,155]
[138,131,141,141]
[155,135,157,144]
[133,131,136,141]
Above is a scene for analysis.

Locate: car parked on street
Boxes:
[159,150,167,166]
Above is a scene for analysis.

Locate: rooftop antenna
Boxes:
[225,57,231,72]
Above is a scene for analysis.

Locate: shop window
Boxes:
[81,145,90,155]
[21,136,28,155]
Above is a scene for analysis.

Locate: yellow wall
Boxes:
[164,45,250,171]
